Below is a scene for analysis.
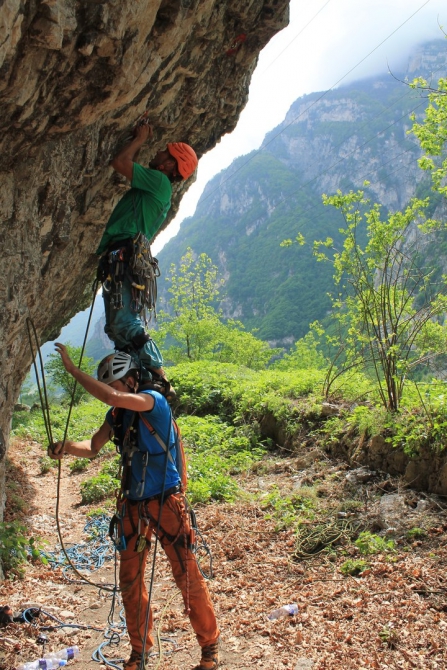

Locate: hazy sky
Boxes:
[152,0,447,254]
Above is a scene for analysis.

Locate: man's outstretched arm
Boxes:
[111,123,153,180]
[54,343,154,413]
[49,420,112,460]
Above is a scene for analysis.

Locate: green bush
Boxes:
[39,456,58,474]
[12,399,107,443]
[406,527,427,540]
[100,455,121,478]
[355,531,395,555]
[45,343,96,405]
[340,559,369,576]
[179,414,265,504]
[0,521,46,576]
[80,474,118,504]
[69,458,91,474]
[261,485,316,530]
[187,473,238,505]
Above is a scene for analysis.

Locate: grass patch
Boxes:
[180,415,266,505]
[340,559,369,576]
[355,531,395,555]
[39,456,58,474]
[69,458,91,474]
[80,474,118,504]
[260,485,316,530]
[406,527,427,540]
[12,399,108,443]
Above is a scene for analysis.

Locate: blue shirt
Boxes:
[106,390,180,500]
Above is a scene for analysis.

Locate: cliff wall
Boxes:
[0,0,289,515]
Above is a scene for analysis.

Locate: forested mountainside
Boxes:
[157,39,447,345]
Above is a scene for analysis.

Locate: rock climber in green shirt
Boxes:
[96,121,198,398]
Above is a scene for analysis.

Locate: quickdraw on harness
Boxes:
[98,233,160,323]
[129,232,160,320]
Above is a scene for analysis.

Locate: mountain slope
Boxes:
[158,40,447,344]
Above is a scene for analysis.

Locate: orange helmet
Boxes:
[167,142,198,180]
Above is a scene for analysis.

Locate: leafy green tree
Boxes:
[211,319,278,370]
[410,77,447,197]
[313,188,447,411]
[158,248,278,368]
[273,329,327,371]
[45,343,96,404]
[158,249,223,361]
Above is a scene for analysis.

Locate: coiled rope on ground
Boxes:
[41,514,115,576]
[293,518,363,560]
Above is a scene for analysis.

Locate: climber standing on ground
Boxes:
[96,119,198,398]
[49,344,220,670]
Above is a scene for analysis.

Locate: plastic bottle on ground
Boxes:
[17,659,68,670]
[267,603,299,620]
[43,646,80,661]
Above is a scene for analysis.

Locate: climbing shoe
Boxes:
[123,649,150,670]
[193,641,219,670]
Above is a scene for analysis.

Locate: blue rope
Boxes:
[41,514,114,576]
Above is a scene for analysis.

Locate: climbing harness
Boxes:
[98,234,160,324]
[110,403,187,501]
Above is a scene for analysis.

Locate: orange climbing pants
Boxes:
[118,493,219,653]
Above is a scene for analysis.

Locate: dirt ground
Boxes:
[1,437,447,670]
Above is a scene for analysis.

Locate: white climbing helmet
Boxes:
[97,352,139,384]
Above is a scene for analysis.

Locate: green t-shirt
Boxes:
[96,163,172,255]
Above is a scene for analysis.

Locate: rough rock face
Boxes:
[0,0,289,516]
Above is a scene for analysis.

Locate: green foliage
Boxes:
[158,248,223,362]
[158,248,278,368]
[379,627,399,648]
[410,76,447,197]
[347,404,388,439]
[87,507,111,517]
[39,456,58,474]
[315,189,447,411]
[0,521,47,576]
[179,415,265,505]
[12,398,107,443]
[79,453,121,504]
[18,373,42,406]
[187,471,238,505]
[45,343,96,404]
[100,455,121,478]
[80,473,118,504]
[69,458,91,474]
[273,330,327,371]
[260,485,316,530]
[354,531,395,555]
[340,559,369,576]
[384,386,447,455]
[406,527,427,540]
